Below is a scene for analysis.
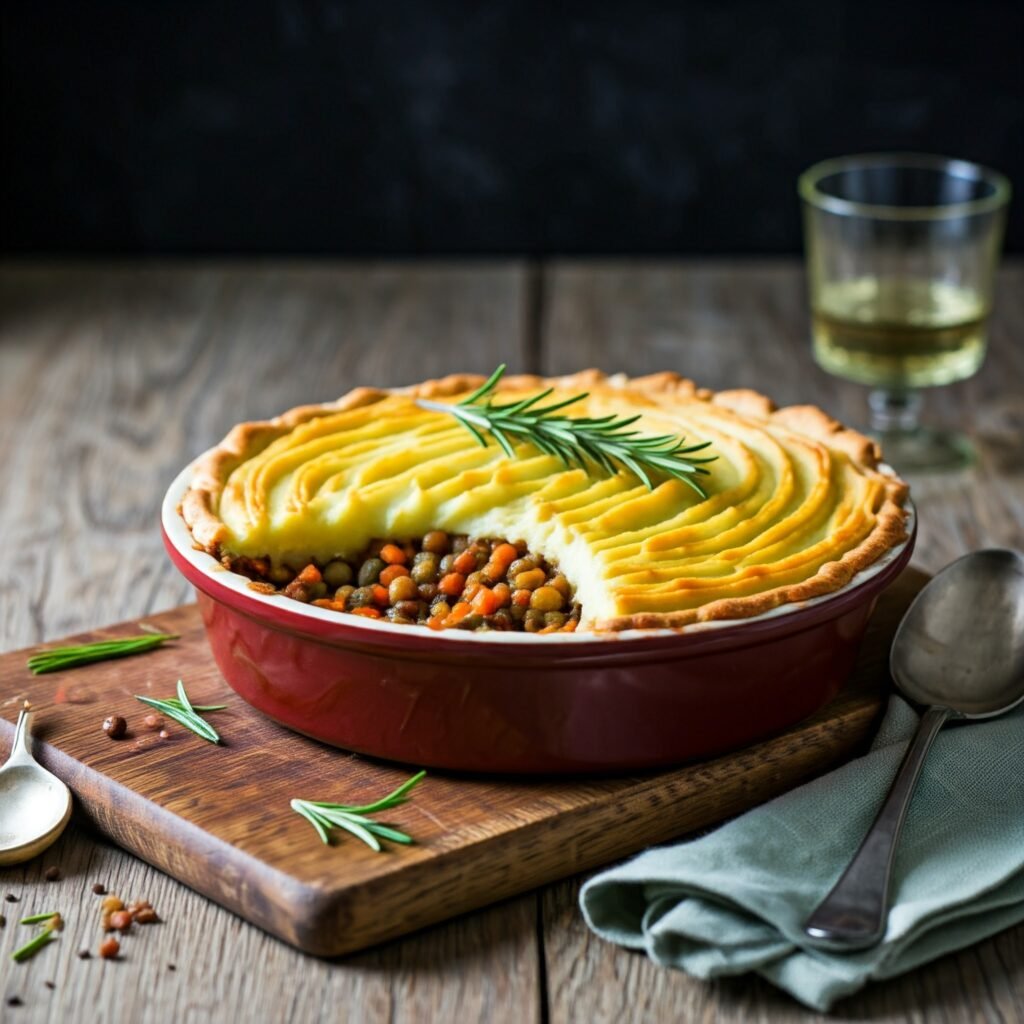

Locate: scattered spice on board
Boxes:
[102,716,127,740]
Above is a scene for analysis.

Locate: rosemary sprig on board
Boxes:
[291,770,426,852]
[26,632,178,675]
[415,365,716,496]
[135,680,226,745]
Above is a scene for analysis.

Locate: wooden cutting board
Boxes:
[0,569,926,957]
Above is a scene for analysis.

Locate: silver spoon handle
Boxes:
[5,708,35,767]
[803,705,950,949]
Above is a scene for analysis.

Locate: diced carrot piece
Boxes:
[447,601,473,625]
[453,550,478,575]
[492,582,512,607]
[311,598,335,609]
[426,616,447,631]
[370,584,390,607]
[438,572,466,597]
[379,543,407,565]
[488,543,518,576]
[296,564,322,584]
[472,587,502,616]
[379,564,410,586]
[463,580,482,601]
[351,606,382,619]
[512,588,532,607]
[562,620,578,632]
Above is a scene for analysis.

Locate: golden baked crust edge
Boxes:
[180,371,910,633]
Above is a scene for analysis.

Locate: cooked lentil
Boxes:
[109,911,132,932]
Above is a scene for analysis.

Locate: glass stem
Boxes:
[868,389,923,436]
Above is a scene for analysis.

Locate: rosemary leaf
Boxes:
[415,365,716,495]
[326,815,382,852]
[339,769,427,814]
[11,928,56,963]
[19,912,59,925]
[290,801,331,845]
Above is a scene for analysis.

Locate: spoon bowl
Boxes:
[892,548,1024,717]
[805,548,1024,949]
[0,709,73,866]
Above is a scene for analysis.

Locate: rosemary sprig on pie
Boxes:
[415,365,716,496]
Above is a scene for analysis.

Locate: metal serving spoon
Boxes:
[0,707,73,865]
[804,548,1024,949]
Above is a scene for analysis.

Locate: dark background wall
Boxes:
[2,1,1022,256]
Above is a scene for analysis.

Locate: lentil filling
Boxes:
[226,532,581,633]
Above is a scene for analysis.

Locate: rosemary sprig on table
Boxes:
[135,680,226,745]
[291,770,426,852]
[11,913,61,963]
[415,364,716,496]
[26,632,178,675]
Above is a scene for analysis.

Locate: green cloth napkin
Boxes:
[580,697,1024,1011]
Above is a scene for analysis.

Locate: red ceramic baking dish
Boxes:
[162,463,916,774]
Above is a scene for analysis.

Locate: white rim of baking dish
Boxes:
[162,459,915,646]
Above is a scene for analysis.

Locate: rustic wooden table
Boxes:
[0,261,1022,1022]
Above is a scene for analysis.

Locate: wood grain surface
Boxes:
[0,569,919,959]
[0,261,1021,1022]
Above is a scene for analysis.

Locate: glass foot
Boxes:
[866,388,974,473]
[873,427,975,473]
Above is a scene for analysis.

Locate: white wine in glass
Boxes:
[800,154,1010,472]
[813,276,988,389]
